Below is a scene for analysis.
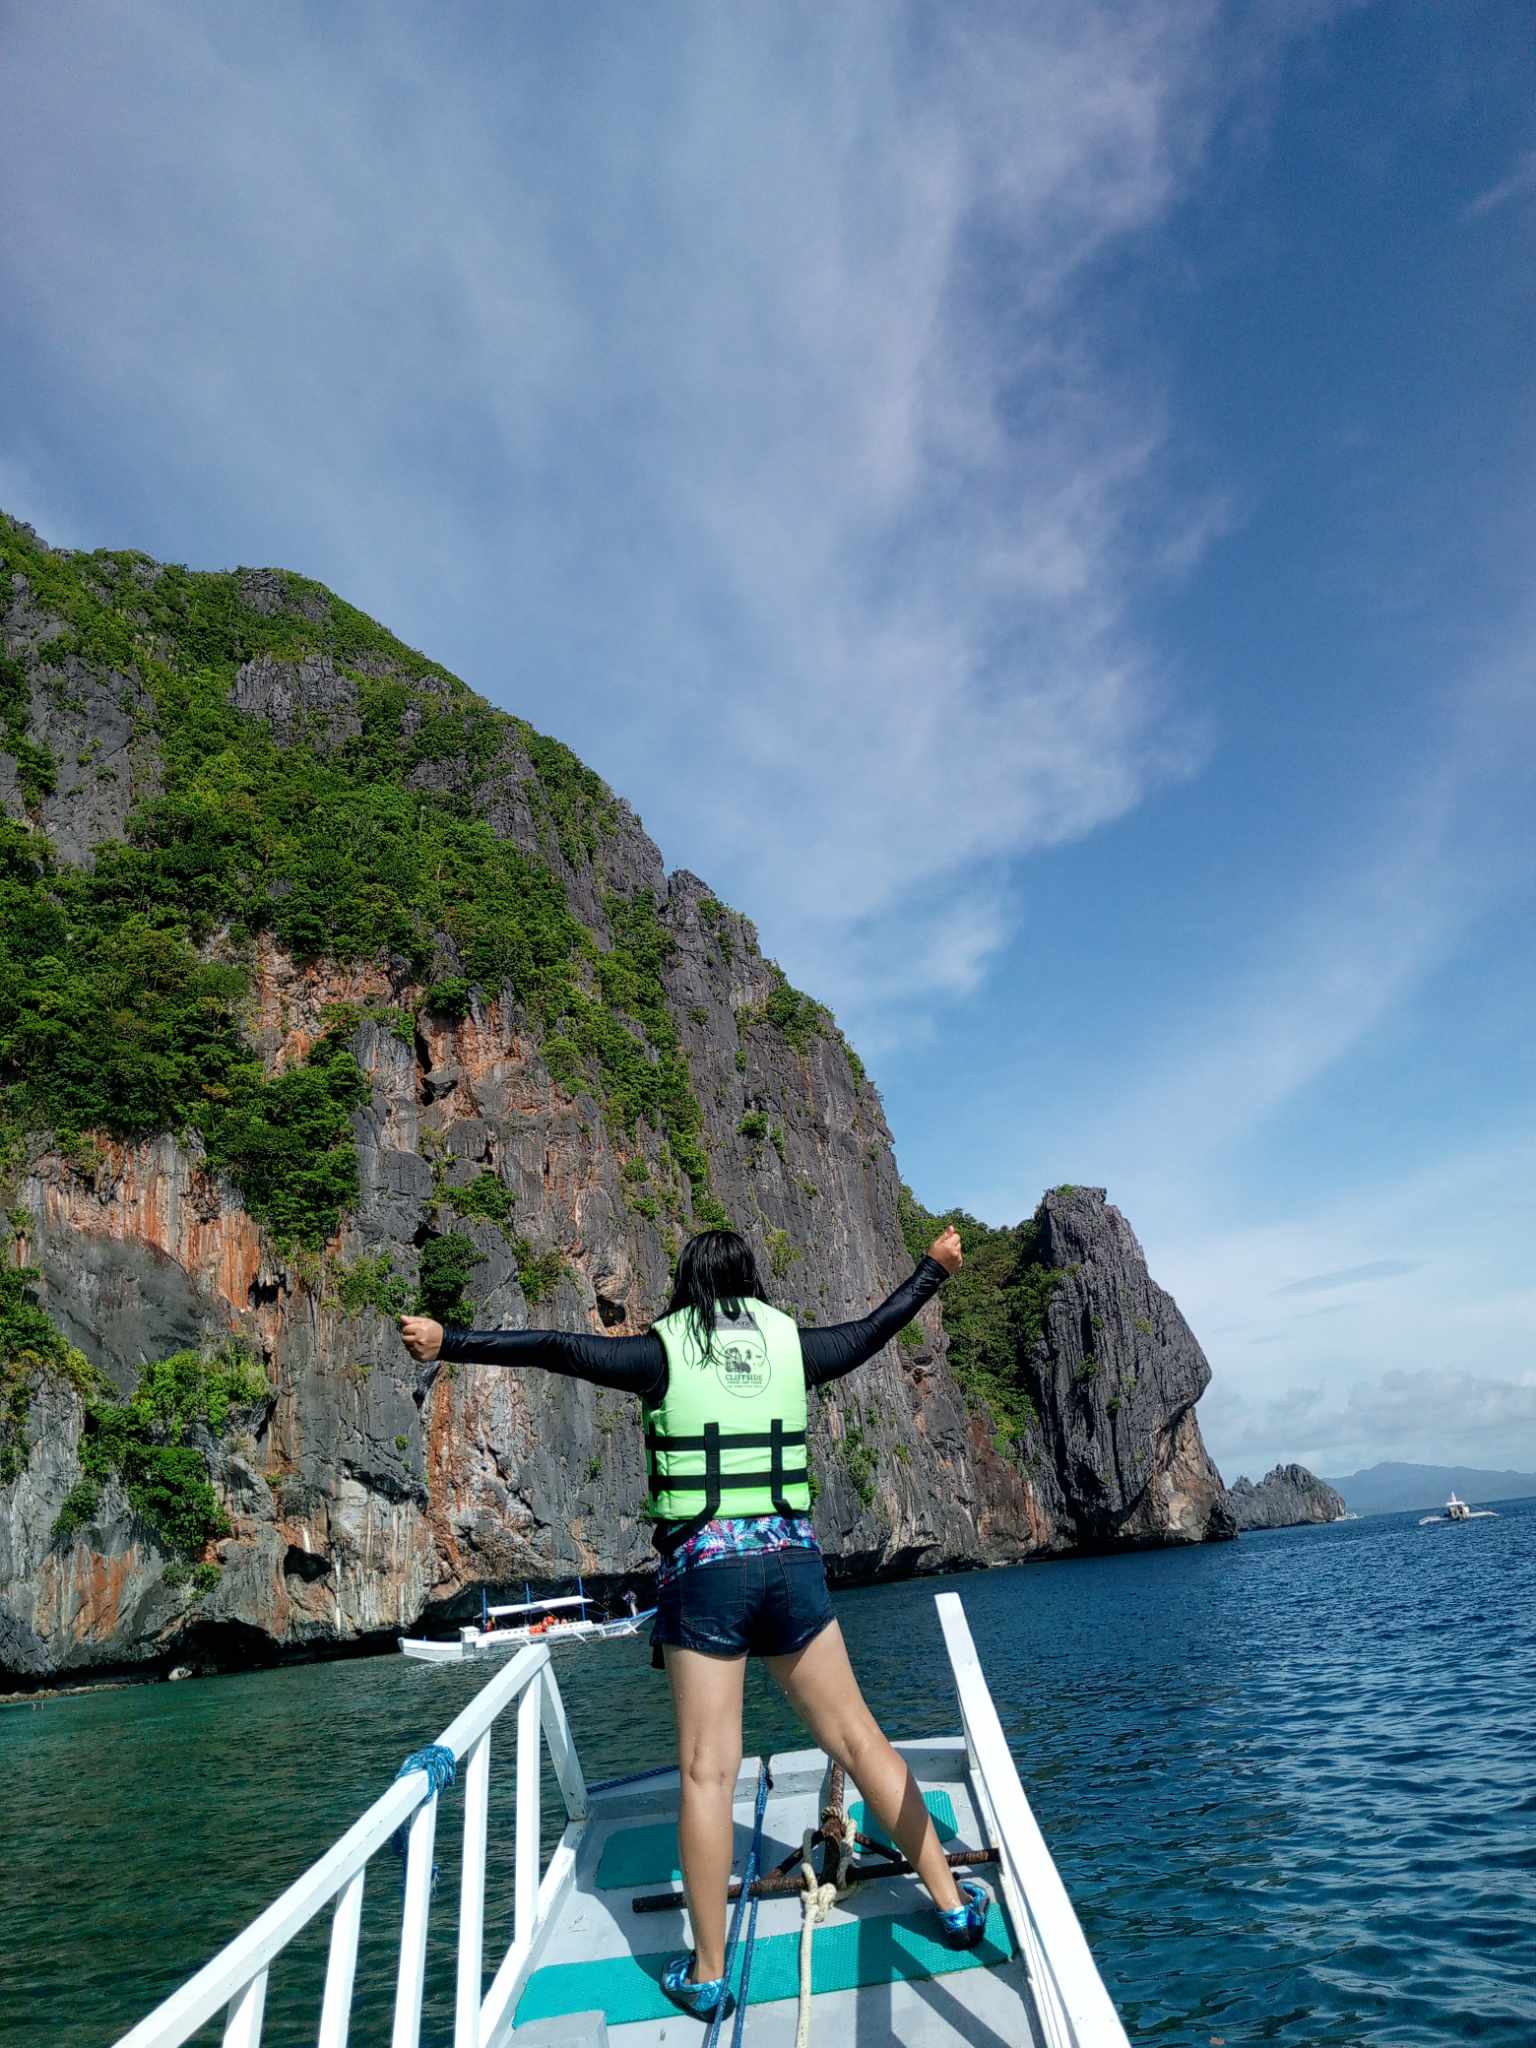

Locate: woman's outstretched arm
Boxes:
[799,1226,961,1388]
[399,1223,961,1402]
[399,1318,666,1403]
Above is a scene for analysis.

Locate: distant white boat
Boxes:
[401,1587,656,1663]
[1418,1490,1499,1527]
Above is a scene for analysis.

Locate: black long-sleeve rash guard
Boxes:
[435,1255,949,1403]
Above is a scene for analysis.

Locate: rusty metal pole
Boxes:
[631,1845,998,1914]
[630,1750,1001,1915]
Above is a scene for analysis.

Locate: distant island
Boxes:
[1325,1462,1536,1516]
[1225,1464,1346,1530]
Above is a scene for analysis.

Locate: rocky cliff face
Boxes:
[960,1186,1238,1554]
[1225,1464,1346,1530]
[0,515,1233,1682]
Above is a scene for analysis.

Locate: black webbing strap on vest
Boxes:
[646,1419,809,1549]
[768,1417,793,1518]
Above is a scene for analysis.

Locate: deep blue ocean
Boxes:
[6,1500,1533,2047]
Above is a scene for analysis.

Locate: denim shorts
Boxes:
[650,1547,836,1669]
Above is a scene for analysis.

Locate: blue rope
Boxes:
[587,1762,680,1795]
[391,1744,458,1893]
[705,1760,772,2048]
[729,1830,765,2048]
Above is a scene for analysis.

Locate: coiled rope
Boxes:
[793,1797,858,2048]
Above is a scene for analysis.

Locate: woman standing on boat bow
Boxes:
[399,1223,988,2022]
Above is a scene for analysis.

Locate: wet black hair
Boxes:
[655,1230,769,1360]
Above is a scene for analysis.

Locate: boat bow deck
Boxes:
[512,1739,1033,2048]
[110,1593,1130,2048]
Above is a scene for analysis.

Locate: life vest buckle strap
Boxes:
[769,1414,792,1518]
[702,1467,811,1490]
[645,1427,808,1453]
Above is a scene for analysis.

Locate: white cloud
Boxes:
[1169,1113,1536,1476]
[0,0,1333,1040]
[1464,149,1536,220]
[1209,1365,1536,1482]
[1271,1261,1423,1297]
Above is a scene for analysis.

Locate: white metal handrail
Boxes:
[111,1638,589,2048]
[935,1592,1132,2048]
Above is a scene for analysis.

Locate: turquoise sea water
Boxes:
[7,1500,1534,2047]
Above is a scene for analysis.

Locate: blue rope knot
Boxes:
[391,1744,458,1889]
[396,1744,458,1799]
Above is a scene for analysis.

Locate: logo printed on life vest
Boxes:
[714,1332,771,1397]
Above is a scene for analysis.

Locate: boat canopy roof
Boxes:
[485,1595,590,1618]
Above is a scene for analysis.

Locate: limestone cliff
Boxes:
[907,1185,1238,1556]
[0,515,1233,1681]
[1021,1189,1237,1550]
[1226,1464,1345,1530]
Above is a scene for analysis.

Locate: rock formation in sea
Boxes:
[0,514,1234,1681]
[1225,1464,1346,1530]
[1007,1188,1238,1552]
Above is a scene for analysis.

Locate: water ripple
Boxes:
[5,1499,1533,2046]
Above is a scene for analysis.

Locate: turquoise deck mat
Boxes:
[594,1821,685,1892]
[515,1901,1014,2027]
[594,1789,959,1890]
[849,1789,958,1852]
[595,1821,790,1892]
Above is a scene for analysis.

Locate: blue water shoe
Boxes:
[662,1952,736,2022]
[938,1879,990,1948]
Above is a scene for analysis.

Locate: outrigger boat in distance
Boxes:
[112,1592,1132,2048]
[401,1584,658,1663]
[1418,1490,1499,1527]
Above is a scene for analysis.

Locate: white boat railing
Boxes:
[935,1591,1131,2048]
[110,1640,588,2048]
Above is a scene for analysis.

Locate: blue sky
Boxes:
[3,2,1533,1481]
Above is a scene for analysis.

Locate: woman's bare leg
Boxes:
[665,1644,748,1982]
[767,1621,965,1913]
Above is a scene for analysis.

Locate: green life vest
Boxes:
[647,1297,810,1526]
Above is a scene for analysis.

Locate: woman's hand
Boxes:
[398,1314,444,1361]
[928,1225,963,1274]
[400,1315,446,1409]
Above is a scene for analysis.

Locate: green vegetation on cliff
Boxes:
[736,960,866,1084]
[696,893,865,1086]
[0,516,737,1257]
[51,1342,270,1561]
[898,1188,1062,1452]
[1,1251,98,1485]
[2,1236,265,1568]
[0,825,371,1247]
[0,648,56,808]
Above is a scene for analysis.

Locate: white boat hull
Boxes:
[400,1611,657,1662]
